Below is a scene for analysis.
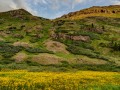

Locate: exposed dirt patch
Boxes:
[0,37,4,41]
[31,53,64,65]
[0,32,8,37]
[44,40,69,54]
[12,52,28,62]
[13,42,33,48]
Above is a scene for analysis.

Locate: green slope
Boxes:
[60,5,120,20]
[0,7,120,72]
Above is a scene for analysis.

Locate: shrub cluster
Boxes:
[110,41,120,51]
[25,47,53,54]
[0,42,23,58]
[67,45,109,60]
[75,31,100,40]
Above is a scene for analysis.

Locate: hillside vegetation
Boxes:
[0,6,120,71]
[60,5,120,20]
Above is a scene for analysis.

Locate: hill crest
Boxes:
[0,9,32,17]
[60,5,120,20]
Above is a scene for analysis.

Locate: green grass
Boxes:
[0,9,120,71]
[55,52,75,59]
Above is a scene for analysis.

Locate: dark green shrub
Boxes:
[111,42,120,51]
[67,45,97,58]
[25,60,40,66]
[8,26,17,31]
[0,43,23,53]
[99,41,120,51]
[25,47,53,54]
[0,42,23,58]
[73,41,94,50]
[71,64,120,72]
[99,42,108,47]
[2,53,15,58]
[60,61,69,67]
[75,31,100,40]
[59,67,70,72]
[97,55,109,61]
[7,63,28,70]
[0,59,15,64]
[54,20,65,26]
[0,22,3,24]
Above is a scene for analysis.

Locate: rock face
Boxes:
[51,32,90,42]
[71,35,90,41]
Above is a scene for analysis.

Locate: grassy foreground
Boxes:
[0,71,120,90]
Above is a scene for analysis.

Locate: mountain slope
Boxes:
[0,8,120,72]
[60,5,120,20]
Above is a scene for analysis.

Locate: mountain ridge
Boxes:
[59,5,120,20]
[1,5,120,20]
[0,9,32,15]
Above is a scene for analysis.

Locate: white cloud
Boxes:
[0,0,29,12]
[112,0,120,5]
[72,0,87,9]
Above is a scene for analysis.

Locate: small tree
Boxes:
[91,23,94,28]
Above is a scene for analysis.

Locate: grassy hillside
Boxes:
[0,7,120,72]
[60,5,120,20]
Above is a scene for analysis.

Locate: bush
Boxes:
[29,37,40,43]
[67,45,97,58]
[0,22,3,24]
[73,41,94,50]
[60,61,70,67]
[103,40,120,51]
[2,53,15,58]
[99,42,108,47]
[97,55,109,61]
[6,63,28,70]
[0,42,23,58]
[25,47,53,54]
[8,26,17,31]
[75,31,100,40]
[0,59,15,64]
[67,45,109,60]
[71,64,120,72]
[59,67,70,72]
[25,60,40,66]
[111,41,120,51]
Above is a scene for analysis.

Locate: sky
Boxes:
[0,0,120,19]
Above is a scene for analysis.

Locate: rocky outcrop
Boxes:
[51,32,90,42]
[8,9,32,16]
[71,35,90,41]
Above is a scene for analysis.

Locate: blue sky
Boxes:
[0,0,120,19]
